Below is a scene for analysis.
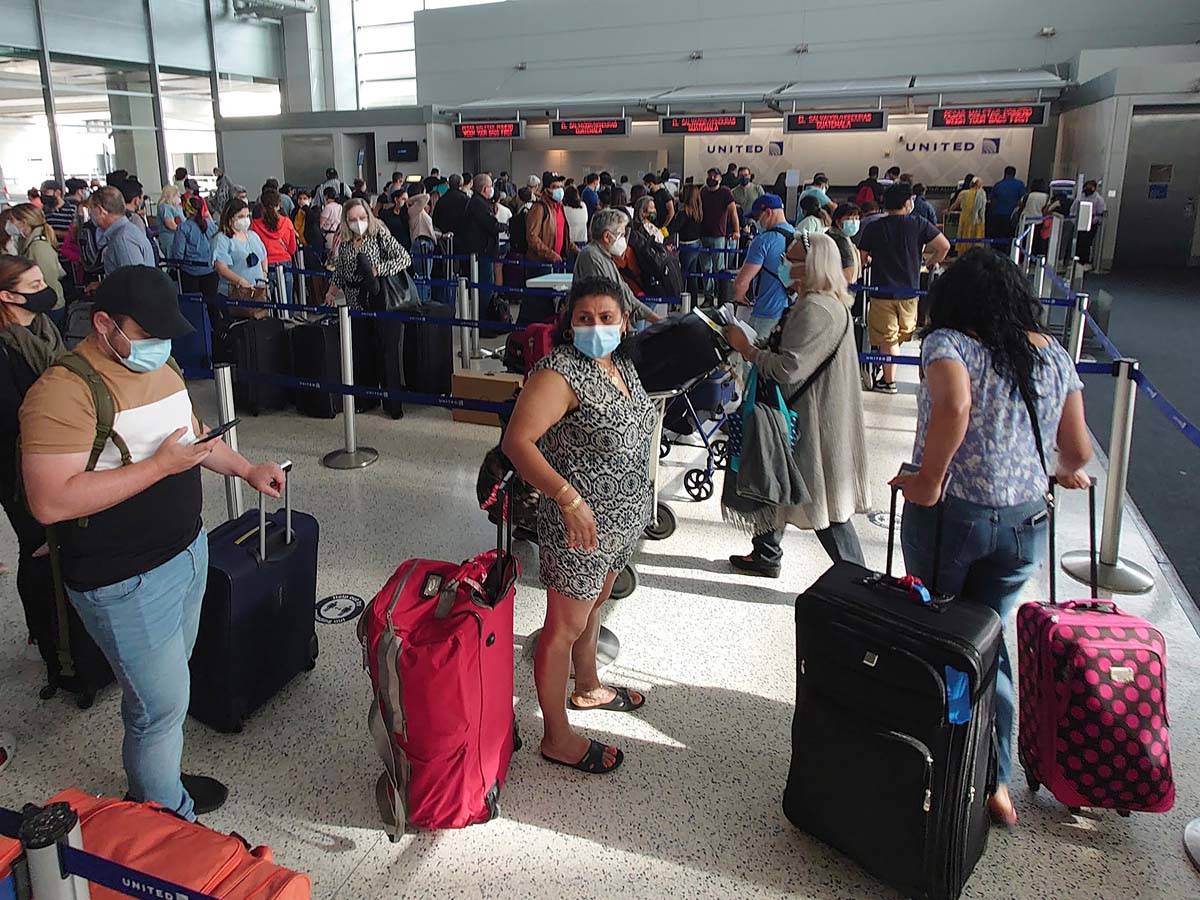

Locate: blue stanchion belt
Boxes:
[1133,370,1200,451]
[178,293,523,331]
[859,352,922,366]
[948,237,1016,246]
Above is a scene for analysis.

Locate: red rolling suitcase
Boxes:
[1017,480,1174,815]
[523,322,555,374]
[359,477,519,836]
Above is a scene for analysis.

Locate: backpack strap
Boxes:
[51,352,130,473]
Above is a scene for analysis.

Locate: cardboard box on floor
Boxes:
[451,371,523,426]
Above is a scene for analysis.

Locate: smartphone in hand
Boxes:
[196,418,241,444]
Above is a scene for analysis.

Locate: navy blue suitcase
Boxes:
[172,296,213,371]
[188,463,319,733]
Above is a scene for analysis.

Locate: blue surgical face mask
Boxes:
[550,188,565,203]
[108,324,172,373]
[841,218,861,237]
[572,324,622,359]
[777,260,794,286]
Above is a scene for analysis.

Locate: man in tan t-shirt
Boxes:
[21,265,285,821]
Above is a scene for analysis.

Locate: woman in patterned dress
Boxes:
[502,275,656,775]
[322,199,410,308]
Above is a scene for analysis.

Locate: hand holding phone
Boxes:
[196,418,241,444]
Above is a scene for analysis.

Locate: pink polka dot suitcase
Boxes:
[1016,481,1174,815]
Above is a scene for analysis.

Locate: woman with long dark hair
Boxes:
[501,276,655,774]
[251,188,298,303]
[668,183,705,296]
[0,256,66,689]
[891,247,1092,827]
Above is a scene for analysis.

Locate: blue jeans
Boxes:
[901,495,1048,786]
[678,241,703,298]
[68,530,209,821]
[700,236,733,297]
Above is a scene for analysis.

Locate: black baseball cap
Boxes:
[93,266,194,339]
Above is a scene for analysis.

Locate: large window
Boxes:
[50,58,163,194]
[0,51,54,201]
[353,0,503,109]
[160,69,217,188]
[217,73,282,119]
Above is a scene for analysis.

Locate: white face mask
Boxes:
[233,217,251,233]
[4,222,22,238]
[482,186,494,200]
[350,219,368,236]
[608,234,628,257]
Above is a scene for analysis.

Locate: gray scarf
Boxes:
[0,313,65,377]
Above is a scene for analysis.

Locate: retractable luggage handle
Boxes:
[257,460,294,562]
[1047,476,1099,604]
[886,482,945,594]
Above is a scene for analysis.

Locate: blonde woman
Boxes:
[156,185,184,259]
[323,198,411,309]
[6,204,65,308]
[723,231,870,576]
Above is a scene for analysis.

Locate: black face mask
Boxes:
[7,286,57,314]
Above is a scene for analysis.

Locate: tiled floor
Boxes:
[2,362,1198,899]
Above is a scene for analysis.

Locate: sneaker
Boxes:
[874,381,899,395]
[183,773,229,815]
[728,554,782,579]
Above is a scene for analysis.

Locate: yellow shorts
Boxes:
[867,298,919,347]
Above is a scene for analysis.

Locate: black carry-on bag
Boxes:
[227,317,291,415]
[784,485,1002,900]
[189,462,320,733]
[288,317,380,418]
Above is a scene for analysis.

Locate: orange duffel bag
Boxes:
[47,788,310,899]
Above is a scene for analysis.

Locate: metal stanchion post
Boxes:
[1064,291,1090,363]
[1069,255,1084,298]
[20,802,91,900]
[273,265,290,319]
[468,253,482,359]
[1032,255,1049,328]
[214,364,245,519]
[322,304,379,470]
[1009,237,1021,266]
[294,251,307,305]
[1062,358,1155,594]
[681,291,692,314]
[455,276,473,370]
[1022,222,1035,266]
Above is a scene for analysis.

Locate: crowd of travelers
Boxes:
[0,154,1090,835]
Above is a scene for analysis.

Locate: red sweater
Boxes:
[250,213,298,264]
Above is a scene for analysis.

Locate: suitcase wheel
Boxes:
[643,502,677,541]
[659,437,671,460]
[1117,809,1131,818]
[1025,772,1040,794]
[39,683,57,701]
[683,469,714,502]
[610,564,638,600]
[1067,806,1082,815]
[305,634,320,671]
[76,690,96,711]
[388,834,401,844]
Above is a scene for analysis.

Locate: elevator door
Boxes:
[1115,108,1200,267]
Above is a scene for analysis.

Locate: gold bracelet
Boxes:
[553,482,573,502]
[561,495,583,513]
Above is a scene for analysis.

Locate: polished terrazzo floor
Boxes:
[1,359,1198,899]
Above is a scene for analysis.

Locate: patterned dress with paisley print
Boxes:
[532,344,656,601]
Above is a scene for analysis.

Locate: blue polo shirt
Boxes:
[990,177,1026,217]
[745,222,795,320]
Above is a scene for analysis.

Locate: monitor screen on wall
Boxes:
[387,141,420,162]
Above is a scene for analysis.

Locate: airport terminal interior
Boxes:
[1,1,1200,898]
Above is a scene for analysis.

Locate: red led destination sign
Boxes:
[453,120,525,140]
[928,104,1049,129]
[785,109,888,133]
[659,114,751,135]
[551,118,631,138]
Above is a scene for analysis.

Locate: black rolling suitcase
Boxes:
[288,318,379,418]
[402,302,454,396]
[188,463,319,733]
[784,488,1002,900]
[227,317,290,416]
[26,534,115,709]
